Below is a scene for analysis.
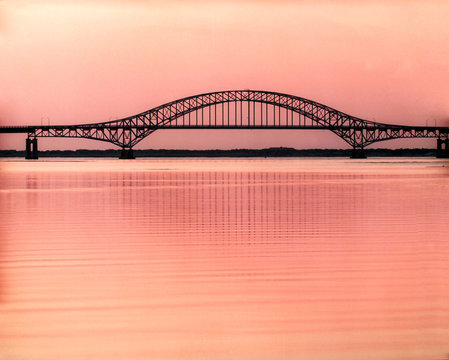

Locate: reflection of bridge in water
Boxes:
[1,90,448,159]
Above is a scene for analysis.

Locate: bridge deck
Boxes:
[0,125,446,132]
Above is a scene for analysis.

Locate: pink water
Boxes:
[0,158,448,360]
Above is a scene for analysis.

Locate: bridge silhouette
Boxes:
[1,90,448,159]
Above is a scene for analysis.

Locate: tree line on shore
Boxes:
[0,147,438,158]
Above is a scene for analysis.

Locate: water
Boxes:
[0,158,448,360]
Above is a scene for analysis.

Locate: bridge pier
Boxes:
[350,147,367,159]
[25,138,39,160]
[436,138,449,158]
[119,148,135,159]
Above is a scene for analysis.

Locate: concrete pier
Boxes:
[436,138,449,158]
[350,147,367,159]
[119,148,135,159]
[25,138,39,159]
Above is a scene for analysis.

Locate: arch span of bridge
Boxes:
[1,90,448,159]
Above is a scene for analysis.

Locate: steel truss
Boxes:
[1,90,448,156]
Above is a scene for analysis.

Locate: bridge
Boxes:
[1,90,448,159]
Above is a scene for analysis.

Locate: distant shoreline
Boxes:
[0,147,439,158]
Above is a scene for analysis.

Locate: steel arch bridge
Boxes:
[1,89,448,159]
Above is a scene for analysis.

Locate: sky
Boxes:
[1,0,449,150]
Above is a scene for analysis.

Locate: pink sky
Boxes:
[1,0,449,150]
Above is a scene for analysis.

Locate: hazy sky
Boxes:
[1,0,449,150]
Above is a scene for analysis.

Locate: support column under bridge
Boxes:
[350,147,367,159]
[436,138,449,158]
[119,148,135,159]
[25,138,38,159]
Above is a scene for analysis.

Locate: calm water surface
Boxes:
[0,158,448,360]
